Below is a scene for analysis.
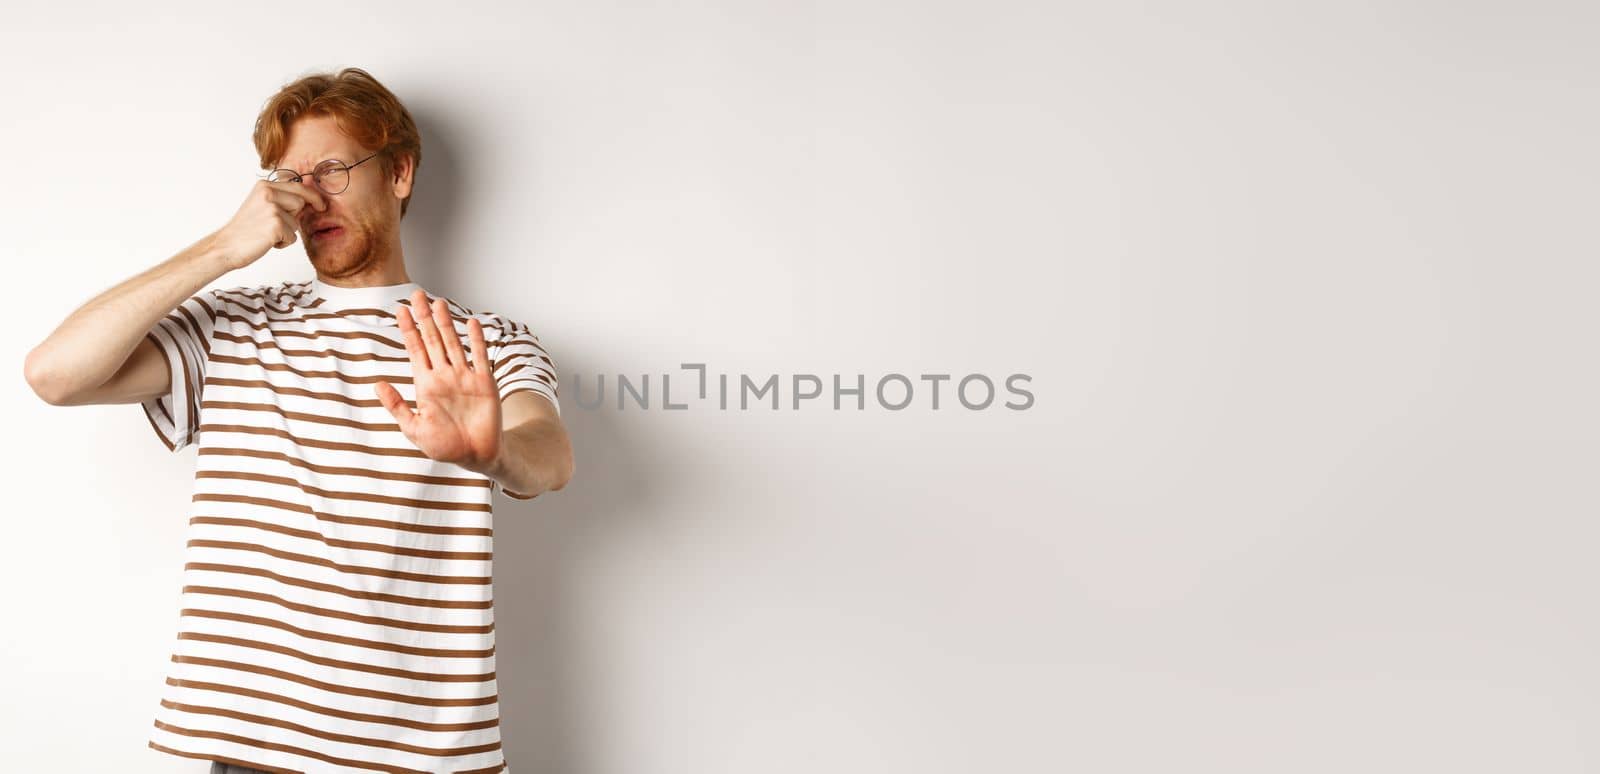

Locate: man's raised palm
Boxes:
[374,289,501,470]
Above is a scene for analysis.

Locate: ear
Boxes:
[390,152,415,200]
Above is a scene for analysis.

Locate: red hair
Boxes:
[253,67,422,218]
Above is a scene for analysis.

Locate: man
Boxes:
[24,67,573,774]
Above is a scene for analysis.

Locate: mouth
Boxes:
[312,226,344,241]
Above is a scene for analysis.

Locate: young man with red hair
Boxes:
[25,67,571,774]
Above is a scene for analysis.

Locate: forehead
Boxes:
[278,114,366,170]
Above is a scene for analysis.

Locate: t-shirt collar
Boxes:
[310,276,424,313]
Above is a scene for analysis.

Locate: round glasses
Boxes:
[265,151,383,195]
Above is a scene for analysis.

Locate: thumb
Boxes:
[375,381,417,437]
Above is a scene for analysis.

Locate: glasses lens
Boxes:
[266,169,300,183]
[313,161,349,194]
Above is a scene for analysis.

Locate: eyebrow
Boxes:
[280,155,351,173]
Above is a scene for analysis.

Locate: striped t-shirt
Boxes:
[140,277,560,774]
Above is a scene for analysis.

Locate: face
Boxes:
[274,114,414,282]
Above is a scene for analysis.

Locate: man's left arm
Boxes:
[377,290,573,499]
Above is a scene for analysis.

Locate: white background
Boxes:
[4,1,1597,771]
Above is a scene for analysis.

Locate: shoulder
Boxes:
[438,296,542,346]
[209,280,311,312]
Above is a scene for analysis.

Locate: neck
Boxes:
[310,275,423,312]
[313,255,409,288]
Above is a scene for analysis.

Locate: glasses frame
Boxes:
[264,150,384,195]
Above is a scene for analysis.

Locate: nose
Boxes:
[300,185,329,213]
[291,176,327,204]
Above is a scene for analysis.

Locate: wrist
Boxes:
[465,431,508,481]
[185,231,238,276]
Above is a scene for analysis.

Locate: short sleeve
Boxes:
[488,318,560,499]
[490,319,560,418]
[140,289,224,452]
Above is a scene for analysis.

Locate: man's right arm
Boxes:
[23,179,327,407]
[24,232,234,407]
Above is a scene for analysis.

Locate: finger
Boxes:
[467,317,490,378]
[264,186,309,217]
[277,210,299,246]
[298,181,328,212]
[408,290,449,369]
[271,211,296,249]
[265,180,327,213]
[374,381,416,436]
[395,301,432,370]
[433,298,467,369]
